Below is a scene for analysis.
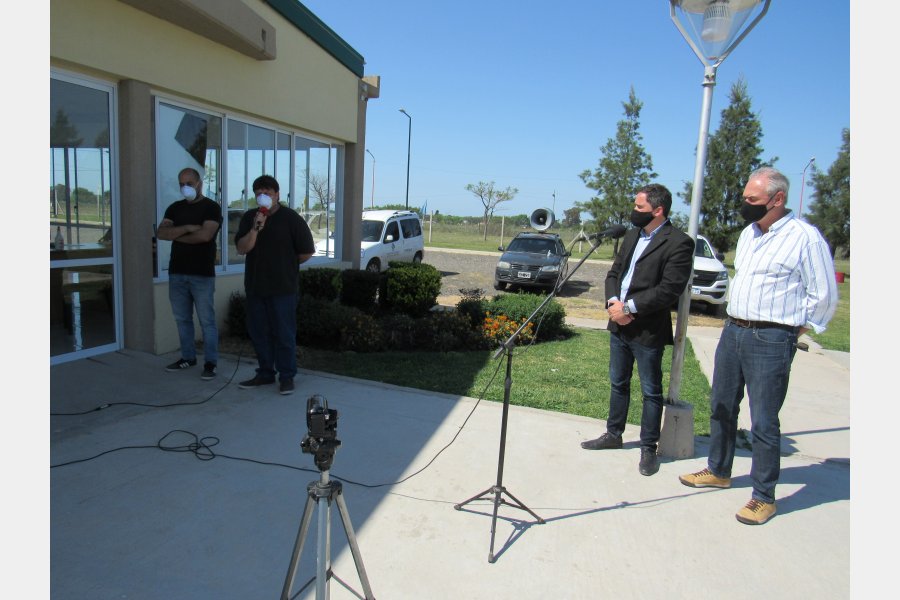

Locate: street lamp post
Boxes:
[798,157,815,217]
[366,148,376,209]
[399,108,412,210]
[666,0,771,444]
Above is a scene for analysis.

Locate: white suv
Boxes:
[691,234,730,316]
[315,210,425,273]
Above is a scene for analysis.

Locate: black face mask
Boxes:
[740,202,769,224]
[630,209,655,228]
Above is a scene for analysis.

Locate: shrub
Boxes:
[487,292,570,341]
[297,296,344,348]
[417,310,490,351]
[225,291,249,339]
[339,269,381,314]
[378,313,419,351]
[383,262,441,317]
[338,311,384,352]
[456,288,488,329]
[298,267,341,301]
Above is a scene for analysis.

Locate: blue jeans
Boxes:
[707,321,798,504]
[606,331,665,451]
[168,274,218,365]
[245,293,298,382]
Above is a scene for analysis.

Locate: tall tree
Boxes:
[679,78,768,252]
[465,181,518,240]
[806,128,850,258]
[578,87,655,253]
[562,206,582,228]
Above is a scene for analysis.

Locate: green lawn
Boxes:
[301,328,714,435]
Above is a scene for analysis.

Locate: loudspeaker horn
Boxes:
[530,208,555,232]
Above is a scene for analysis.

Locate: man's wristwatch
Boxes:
[622,303,632,315]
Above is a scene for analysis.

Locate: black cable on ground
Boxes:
[50,342,247,416]
[50,349,507,491]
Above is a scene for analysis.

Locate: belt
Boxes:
[728,318,798,333]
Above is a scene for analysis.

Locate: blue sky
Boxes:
[303,0,849,219]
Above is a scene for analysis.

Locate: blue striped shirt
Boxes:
[727,212,838,333]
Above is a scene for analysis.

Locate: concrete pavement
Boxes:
[50,322,850,599]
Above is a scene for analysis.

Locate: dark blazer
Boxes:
[604,221,694,347]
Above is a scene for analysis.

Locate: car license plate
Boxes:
[691,286,701,294]
[517,271,532,279]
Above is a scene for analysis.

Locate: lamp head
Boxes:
[671,0,769,66]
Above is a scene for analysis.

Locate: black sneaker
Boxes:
[279,379,295,395]
[639,447,660,476]
[238,376,275,389]
[201,363,217,380]
[580,432,623,450]
[166,358,197,372]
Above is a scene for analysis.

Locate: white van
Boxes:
[691,234,730,316]
[315,210,425,272]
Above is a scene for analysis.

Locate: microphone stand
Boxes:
[454,231,614,563]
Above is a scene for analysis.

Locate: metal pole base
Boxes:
[282,472,375,600]
[455,484,544,563]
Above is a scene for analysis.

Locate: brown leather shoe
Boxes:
[580,432,623,450]
[679,467,731,489]
[736,498,776,525]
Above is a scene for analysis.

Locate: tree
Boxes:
[806,128,850,258]
[309,173,335,212]
[562,206,582,228]
[578,87,655,253]
[465,181,518,240]
[679,78,769,252]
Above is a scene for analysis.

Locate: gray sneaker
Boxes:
[279,379,295,395]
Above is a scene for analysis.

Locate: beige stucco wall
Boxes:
[50,0,360,142]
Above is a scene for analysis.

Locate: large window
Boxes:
[155,100,343,276]
[50,75,120,362]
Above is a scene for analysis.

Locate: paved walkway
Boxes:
[49,322,851,599]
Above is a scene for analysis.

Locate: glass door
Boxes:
[50,75,120,363]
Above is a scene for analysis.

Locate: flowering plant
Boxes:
[482,311,534,346]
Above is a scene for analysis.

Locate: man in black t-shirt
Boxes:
[235,175,315,395]
[157,167,223,379]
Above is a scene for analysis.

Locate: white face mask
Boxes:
[181,185,197,201]
[256,194,273,210]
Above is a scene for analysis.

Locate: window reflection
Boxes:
[50,265,116,356]
[156,103,223,273]
[50,80,113,256]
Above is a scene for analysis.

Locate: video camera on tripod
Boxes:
[300,394,341,471]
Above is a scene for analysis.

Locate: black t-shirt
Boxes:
[235,205,315,296]
[163,197,223,277]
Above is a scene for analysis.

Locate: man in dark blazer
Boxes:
[580,183,694,476]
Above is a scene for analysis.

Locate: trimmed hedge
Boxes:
[224,270,568,354]
[382,262,441,316]
[298,267,341,300]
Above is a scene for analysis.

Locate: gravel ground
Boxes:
[423,247,725,326]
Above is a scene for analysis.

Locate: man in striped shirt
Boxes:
[679,166,839,525]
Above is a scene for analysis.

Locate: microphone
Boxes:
[587,224,627,240]
[255,206,268,231]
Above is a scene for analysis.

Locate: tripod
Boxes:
[281,469,374,600]
[454,230,616,563]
